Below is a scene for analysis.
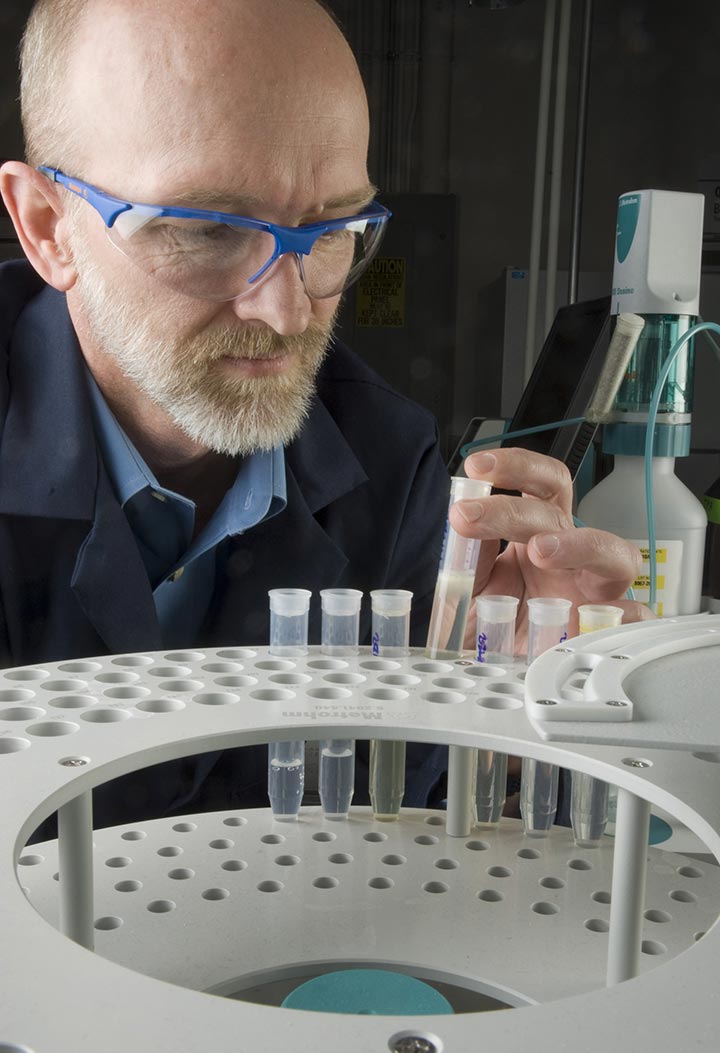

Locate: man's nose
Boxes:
[230,253,312,335]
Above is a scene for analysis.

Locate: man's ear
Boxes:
[0,161,77,291]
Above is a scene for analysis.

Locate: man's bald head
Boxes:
[21,0,361,176]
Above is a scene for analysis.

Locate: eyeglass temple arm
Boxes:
[37,166,133,228]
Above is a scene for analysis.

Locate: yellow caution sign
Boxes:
[355,257,406,328]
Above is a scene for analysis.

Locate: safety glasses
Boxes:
[39,166,391,302]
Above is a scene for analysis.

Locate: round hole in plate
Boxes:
[202,662,244,674]
[148,666,192,678]
[306,659,349,671]
[255,659,296,671]
[172,822,197,833]
[105,857,132,868]
[111,655,153,667]
[592,891,611,904]
[268,673,312,686]
[517,848,540,860]
[363,831,387,843]
[120,830,146,841]
[425,816,444,826]
[168,869,195,881]
[463,664,506,678]
[103,686,151,699]
[644,909,672,923]
[137,698,185,713]
[677,865,703,878]
[148,680,200,694]
[477,696,523,711]
[147,900,176,913]
[274,854,300,866]
[221,860,247,872]
[423,881,448,894]
[261,834,285,845]
[669,889,697,903]
[487,865,512,878]
[359,659,402,672]
[58,661,103,674]
[434,858,459,870]
[432,676,475,690]
[17,855,43,866]
[257,880,283,893]
[164,651,204,662]
[306,686,353,700]
[692,751,720,763]
[4,668,49,681]
[40,680,88,692]
[694,931,706,942]
[49,695,96,710]
[95,672,140,684]
[249,689,295,702]
[217,649,256,660]
[26,721,79,736]
[414,835,439,846]
[540,876,565,889]
[364,688,407,701]
[411,661,454,674]
[381,854,407,866]
[202,887,230,901]
[209,839,234,850]
[368,877,393,889]
[641,940,666,956]
[465,840,490,852]
[585,918,609,933]
[1,707,45,721]
[115,880,142,892]
[223,816,248,827]
[478,889,504,902]
[313,831,337,843]
[328,853,353,864]
[377,674,421,687]
[422,690,466,705]
[531,901,559,915]
[0,690,37,704]
[0,1045,37,1053]
[215,676,258,689]
[485,682,524,697]
[81,708,131,723]
[95,916,123,931]
[157,846,182,857]
[323,672,366,686]
[0,737,30,754]
[193,692,241,706]
[313,876,339,889]
[568,858,593,871]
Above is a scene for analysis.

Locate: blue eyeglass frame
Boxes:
[38,165,391,289]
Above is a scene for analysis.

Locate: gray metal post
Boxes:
[446,745,476,837]
[568,0,594,305]
[58,791,95,951]
[606,788,651,985]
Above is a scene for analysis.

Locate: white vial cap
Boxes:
[320,588,363,615]
[477,594,520,624]
[527,597,572,626]
[370,589,413,615]
[268,589,312,616]
[578,604,624,632]
[450,476,492,501]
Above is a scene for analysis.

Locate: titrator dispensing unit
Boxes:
[4,192,720,1052]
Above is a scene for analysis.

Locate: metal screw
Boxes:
[537,699,558,706]
[390,1038,438,1053]
[59,757,88,767]
[606,700,628,707]
[555,647,573,653]
[626,759,650,768]
[455,660,473,666]
[610,654,630,660]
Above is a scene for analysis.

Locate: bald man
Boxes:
[0,0,643,826]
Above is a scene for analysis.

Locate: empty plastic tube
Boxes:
[369,590,413,820]
[571,604,624,847]
[475,750,508,827]
[268,588,312,657]
[477,594,519,665]
[320,589,363,656]
[521,597,572,837]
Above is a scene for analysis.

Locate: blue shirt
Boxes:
[86,374,286,647]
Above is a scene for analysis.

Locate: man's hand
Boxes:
[449,448,654,651]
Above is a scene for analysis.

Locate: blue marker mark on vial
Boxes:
[477,632,487,663]
[372,632,380,656]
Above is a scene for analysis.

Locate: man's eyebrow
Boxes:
[163,184,379,215]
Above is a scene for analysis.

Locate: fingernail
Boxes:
[469,452,496,475]
[533,534,559,558]
[455,500,485,524]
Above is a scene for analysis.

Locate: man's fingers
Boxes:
[451,493,569,544]
[464,447,573,507]
[527,527,642,592]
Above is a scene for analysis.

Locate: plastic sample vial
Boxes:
[526,597,572,663]
[370,589,413,657]
[475,749,508,827]
[522,597,571,837]
[571,604,624,847]
[426,477,492,659]
[268,589,312,657]
[268,739,305,821]
[368,589,413,820]
[476,594,519,664]
[320,588,363,655]
[319,738,355,819]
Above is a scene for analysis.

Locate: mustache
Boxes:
[198,322,335,364]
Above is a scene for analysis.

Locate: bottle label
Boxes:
[628,539,684,616]
[702,494,720,525]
